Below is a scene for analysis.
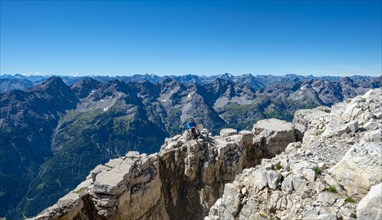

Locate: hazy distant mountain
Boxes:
[1,73,380,93]
[0,78,34,93]
[0,74,380,219]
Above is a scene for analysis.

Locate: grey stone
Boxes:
[329,142,382,196]
[361,129,382,143]
[374,111,382,119]
[266,170,282,189]
[317,192,338,205]
[252,169,268,191]
[337,124,351,136]
[240,197,259,218]
[281,175,294,194]
[220,128,238,137]
[126,151,140,157]
[348,120,359,133]
[364,121,379,131]
[302,168,316,183]
[252,118,296,155]
[357,182,382,220]
[317,213,337,220]
[90,165,110,182]
[340,207,355,218]
[239,130,254,146]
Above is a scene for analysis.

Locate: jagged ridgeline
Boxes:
[0,74,380,219]
[32,89,382,220]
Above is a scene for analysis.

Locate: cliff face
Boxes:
[31,89,381,220]
[31,120,299,220]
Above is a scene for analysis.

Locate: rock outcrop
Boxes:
[32,89,382,220]
[252,118,297,155]
[329,142,382,197]
[356,182,382,220]
[206,89,382,220]
[32,120,298,220]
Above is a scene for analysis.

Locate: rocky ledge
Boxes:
[31,89,381,220]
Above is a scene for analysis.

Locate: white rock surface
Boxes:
[356,182,382,220]
[207,89,382,220]
[329,142,382,197]
[252,118,296,155]
[220,128,238,137]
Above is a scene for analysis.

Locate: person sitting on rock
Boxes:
[187,118,200,139]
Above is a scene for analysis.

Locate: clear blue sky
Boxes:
[1,0,381,76]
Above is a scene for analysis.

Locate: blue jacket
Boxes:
[187,121,197,129]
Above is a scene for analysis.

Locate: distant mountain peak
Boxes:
[219,73,235,80]
[71,77,102,98]
[29,76,67,92]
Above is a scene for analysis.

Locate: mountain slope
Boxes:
[18,80,168,217]
[0,77,79,217]
[0,75,380,219]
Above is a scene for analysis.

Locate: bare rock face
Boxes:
[356,182,382,220]
[159,134,247,220]
[31,116,297,220]
[252,118,296,155]
[206,89,382,220]
[31,153,167,220]
[329,142,382,197]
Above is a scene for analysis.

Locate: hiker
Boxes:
[187,118,200,139]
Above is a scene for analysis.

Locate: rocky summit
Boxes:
[207,89,382,220]
[31,89,381,220]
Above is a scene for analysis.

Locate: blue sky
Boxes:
[1,1,381,76]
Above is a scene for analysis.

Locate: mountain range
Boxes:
[0,74,380,219]
[1,73,381,94]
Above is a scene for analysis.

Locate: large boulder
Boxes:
[220,128,238,137]
[357,182,382,220]
[252,118,296,155]
[329,142,382,197]
[31,154,167,220]
[341,89,382,123]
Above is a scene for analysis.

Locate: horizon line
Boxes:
[1,72,381,78]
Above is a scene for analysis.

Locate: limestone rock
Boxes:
[285,142,302,153]
[252,118,296,155]
[361,129,382,143]
[317,214,337,220]
[31,193,83,220]
[357,182,382,220]
[220,128,238,137]
[329,142,382,197]
[317,192,339,205]
[32,126,267,220]
[207,89,382,220]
